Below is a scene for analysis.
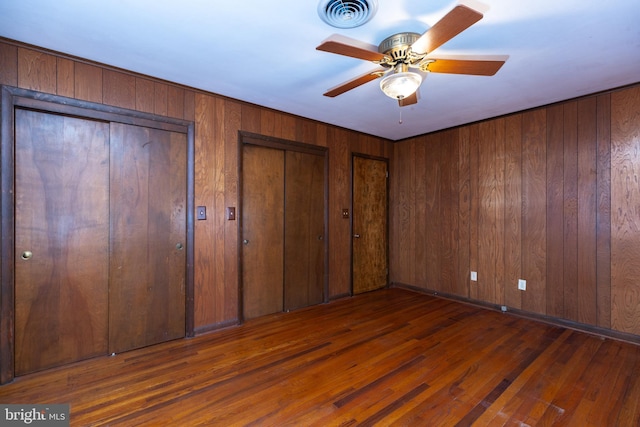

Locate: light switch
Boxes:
[342,209,349,219]
[197,206,206,220]
[227,207,236,220]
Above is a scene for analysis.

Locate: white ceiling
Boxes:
[1,0,639,141]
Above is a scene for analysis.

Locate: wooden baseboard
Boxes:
[391,282,640,346]
[193,319,240,335]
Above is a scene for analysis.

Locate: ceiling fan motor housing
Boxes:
[378,32,421,64]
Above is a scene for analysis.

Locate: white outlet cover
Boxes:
[470,271,477,281]
[518,279,526,290]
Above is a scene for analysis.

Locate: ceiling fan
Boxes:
[316,2,507,107]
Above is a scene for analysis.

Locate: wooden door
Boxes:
[352,156,388,294]
[108,123,186,354]
[242,145,285,319]
[284,151,325,311]
[14,109,110,375]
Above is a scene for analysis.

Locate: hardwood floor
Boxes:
[1,288,639,426]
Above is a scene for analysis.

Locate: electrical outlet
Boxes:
[518,279,526,291]
[470,271,477,281]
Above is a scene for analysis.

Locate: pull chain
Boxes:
[398,108,403,125]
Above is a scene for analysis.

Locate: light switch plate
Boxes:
[470,271,477,281]
[227,207,236,220]
[197,206,206,220]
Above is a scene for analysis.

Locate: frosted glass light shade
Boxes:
[379,71,422,99]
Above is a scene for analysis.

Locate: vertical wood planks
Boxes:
[424,135,439,289]
[414,139,427,287]
[193,94,219,328]
[17,48,56,93]
[211,98,226,323]
[457,127,471,298]
[563,101,578,321]
[328,127,352,298]
[596,93,611,329]
[390,141,415,286]
[102,70,135,110]
[611,86,640,334]
[223,100,241,320]
[0,43,18,86]
[56,58,74,97]
[74,63,103,103]
[389,86,637,337]
[135,78,155,113]
[440,129,459,295]
[494,119,506,306]
[521,108,547,314]
[577,97,597,325]
[468,124,480,300]
[478,120,498,304]
[545,104,564,317]
[504,114,523,309]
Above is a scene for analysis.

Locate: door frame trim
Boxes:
[238,131,329,322]
[0,85,196,384]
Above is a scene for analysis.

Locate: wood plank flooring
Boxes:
[1,288,639,426]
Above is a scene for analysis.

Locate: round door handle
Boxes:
[176,243,184,251]
[243,239,250,245]
[318,235,324,241]
[353,234,360,238]
[21,250,33,260]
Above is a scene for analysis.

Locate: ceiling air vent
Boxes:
[317,0,378,29]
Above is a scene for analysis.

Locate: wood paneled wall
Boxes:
[0,40,391,333]
[391,84,640,337]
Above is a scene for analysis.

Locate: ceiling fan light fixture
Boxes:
[380,70,422,100]
[318,0,378,29]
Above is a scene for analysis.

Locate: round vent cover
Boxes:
[317,0,378,29]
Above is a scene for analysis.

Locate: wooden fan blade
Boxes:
[426,58,505,76]
[323,68,386,97]
[317,34,388,62]
[398,92,418,107]
[411,4,483,54]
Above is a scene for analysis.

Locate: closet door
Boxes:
[14,109,110,375]
[108,123,187,354]
[352,156,388,294]
[284,150,325,311]
[242,145,285,319]
[242,142,326,319]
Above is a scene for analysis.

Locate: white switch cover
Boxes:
[470,271,477,281]
[518,279,527,291]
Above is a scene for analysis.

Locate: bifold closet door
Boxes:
[242,145,285,320]
[108,123,187,354]
[14,109,110,375]
[284,150,325,311]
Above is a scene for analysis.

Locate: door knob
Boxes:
[318,235,324,241]
[243,239,250,245]
[21,250,33,260]
[353,234,360,238]
[176,243,184,251]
